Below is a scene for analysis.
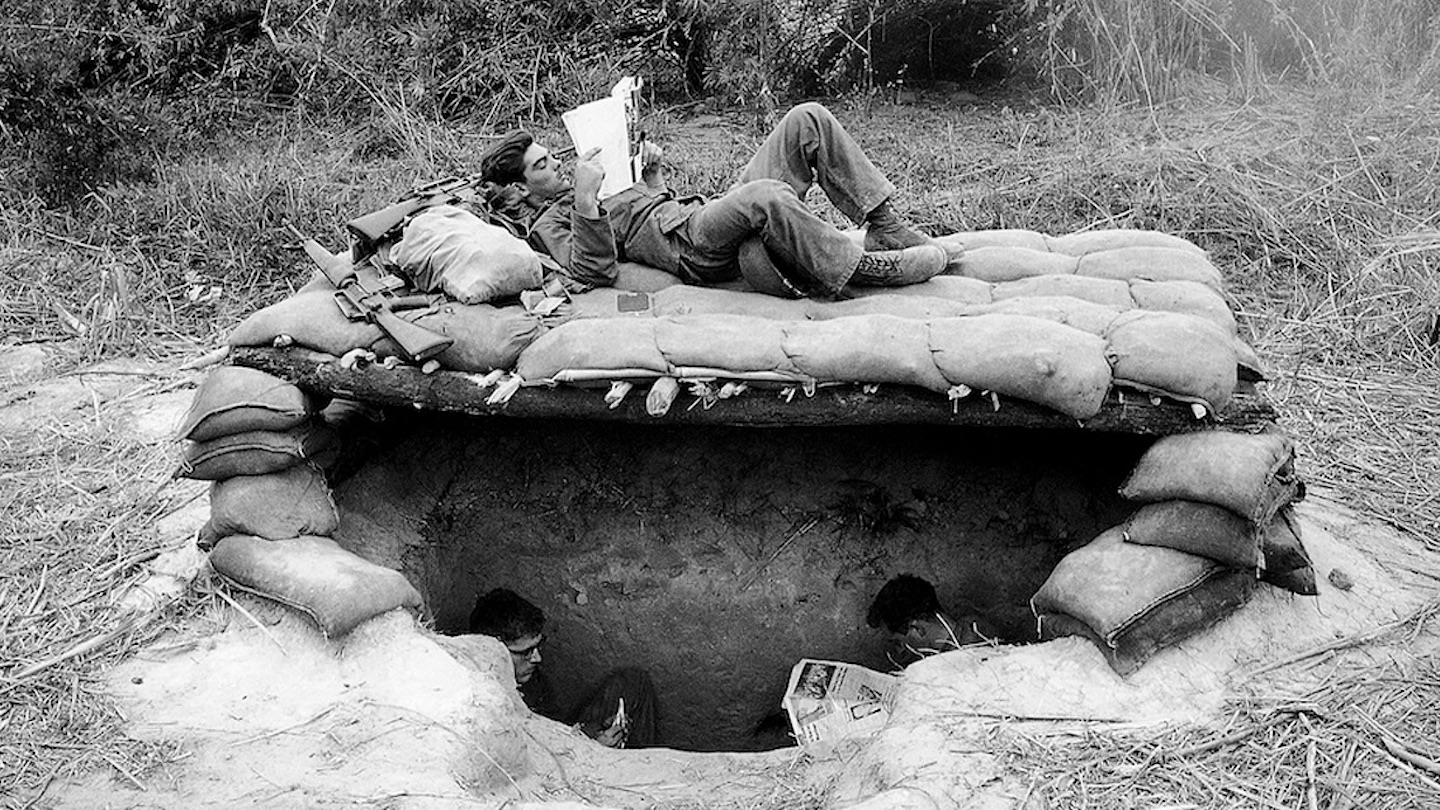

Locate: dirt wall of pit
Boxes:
[332,411,1150,751]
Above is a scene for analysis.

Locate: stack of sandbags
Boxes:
[176,365,420,638]
[517,313,1114,419]
[226,228,1259,395]
[642,272,1260,384]
[175,365,338,507]
[515,309,1244,419]
[1118,431,1313,594]
[1030,430,1310,676]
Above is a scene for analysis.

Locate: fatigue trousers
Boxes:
[677,103,898,294]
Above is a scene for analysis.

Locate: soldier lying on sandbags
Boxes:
[469,588,659,748]
[474,102,963,299]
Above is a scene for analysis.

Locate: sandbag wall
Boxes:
[175,366,421,637]
[226,228,1261,422]
[1031,431,1313,675]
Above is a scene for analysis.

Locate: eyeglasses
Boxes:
[506,635,545,658]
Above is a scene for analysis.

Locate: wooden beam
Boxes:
[231,347,1278,435]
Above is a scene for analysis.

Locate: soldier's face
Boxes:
[521,143,570,200]
[506,633,544,685]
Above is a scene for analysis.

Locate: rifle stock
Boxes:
[368,303,454,363]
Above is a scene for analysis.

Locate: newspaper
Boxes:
[782,659,899,745]
[560,76,645,200]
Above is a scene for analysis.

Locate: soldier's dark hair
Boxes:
[866,574,943,634]
[469,588,545,642]
[480,130,535,185]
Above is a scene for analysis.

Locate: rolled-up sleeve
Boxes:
[528,197,619,289]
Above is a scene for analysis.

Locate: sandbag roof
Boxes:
[230,228,1279,434]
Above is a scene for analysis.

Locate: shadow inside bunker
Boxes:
[328,409,1152,752]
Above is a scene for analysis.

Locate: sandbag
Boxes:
[991,275,1134,309]
[614,261,684,292]
[968,296,1123,336]
[295,270,332,294]
[808,295,972,321]
[949,246,1078,283]
[652,286,811,320]
[209,534,423,638]
[372,301,542,373]
[845,275,993,304]
[566,288,656,319]
[1119,431,1301,525]
[1260,508,1316,597]
[515,319,667,381]
[1104,310,1238,411]
[1032,527,1256,675]
[1121,500,1261,569]
[1128,279,1236,336]
[655,315,799,375]
[393,204,542,303]
[177,365,318,442]
[1234,339,1267,382]
[928,314,1112,420]
[1046,230,1206,256]
[782,316,950,392]
[939,229,1049,253]
[1077,247,1224,289]
[201,463,339,549]
[1263,566,1318,596]
[227,289,383,356]
[176,422,339,481]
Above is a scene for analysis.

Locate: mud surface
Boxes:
[335,410,1151,751]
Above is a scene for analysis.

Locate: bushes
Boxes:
[1,0,695,204]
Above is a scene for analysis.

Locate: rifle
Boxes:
[346,144,580,261]
[345,173,485,262]
[287,224,454,363]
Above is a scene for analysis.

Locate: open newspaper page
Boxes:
[560,77,644,200]
[782,659,899,745]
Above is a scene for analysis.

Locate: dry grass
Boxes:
[1025,0,1440,104]
[0,368,212,807]
[577,751,832,810]
[1001,605,1440,808]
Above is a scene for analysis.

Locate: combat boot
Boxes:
[852,244,948,286]
[863,200,931,251]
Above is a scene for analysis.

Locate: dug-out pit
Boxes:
[332,412,1150,752]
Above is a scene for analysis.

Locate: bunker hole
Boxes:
[332,413,1150,752]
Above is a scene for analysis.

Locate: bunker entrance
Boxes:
[339,413,1149,752]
